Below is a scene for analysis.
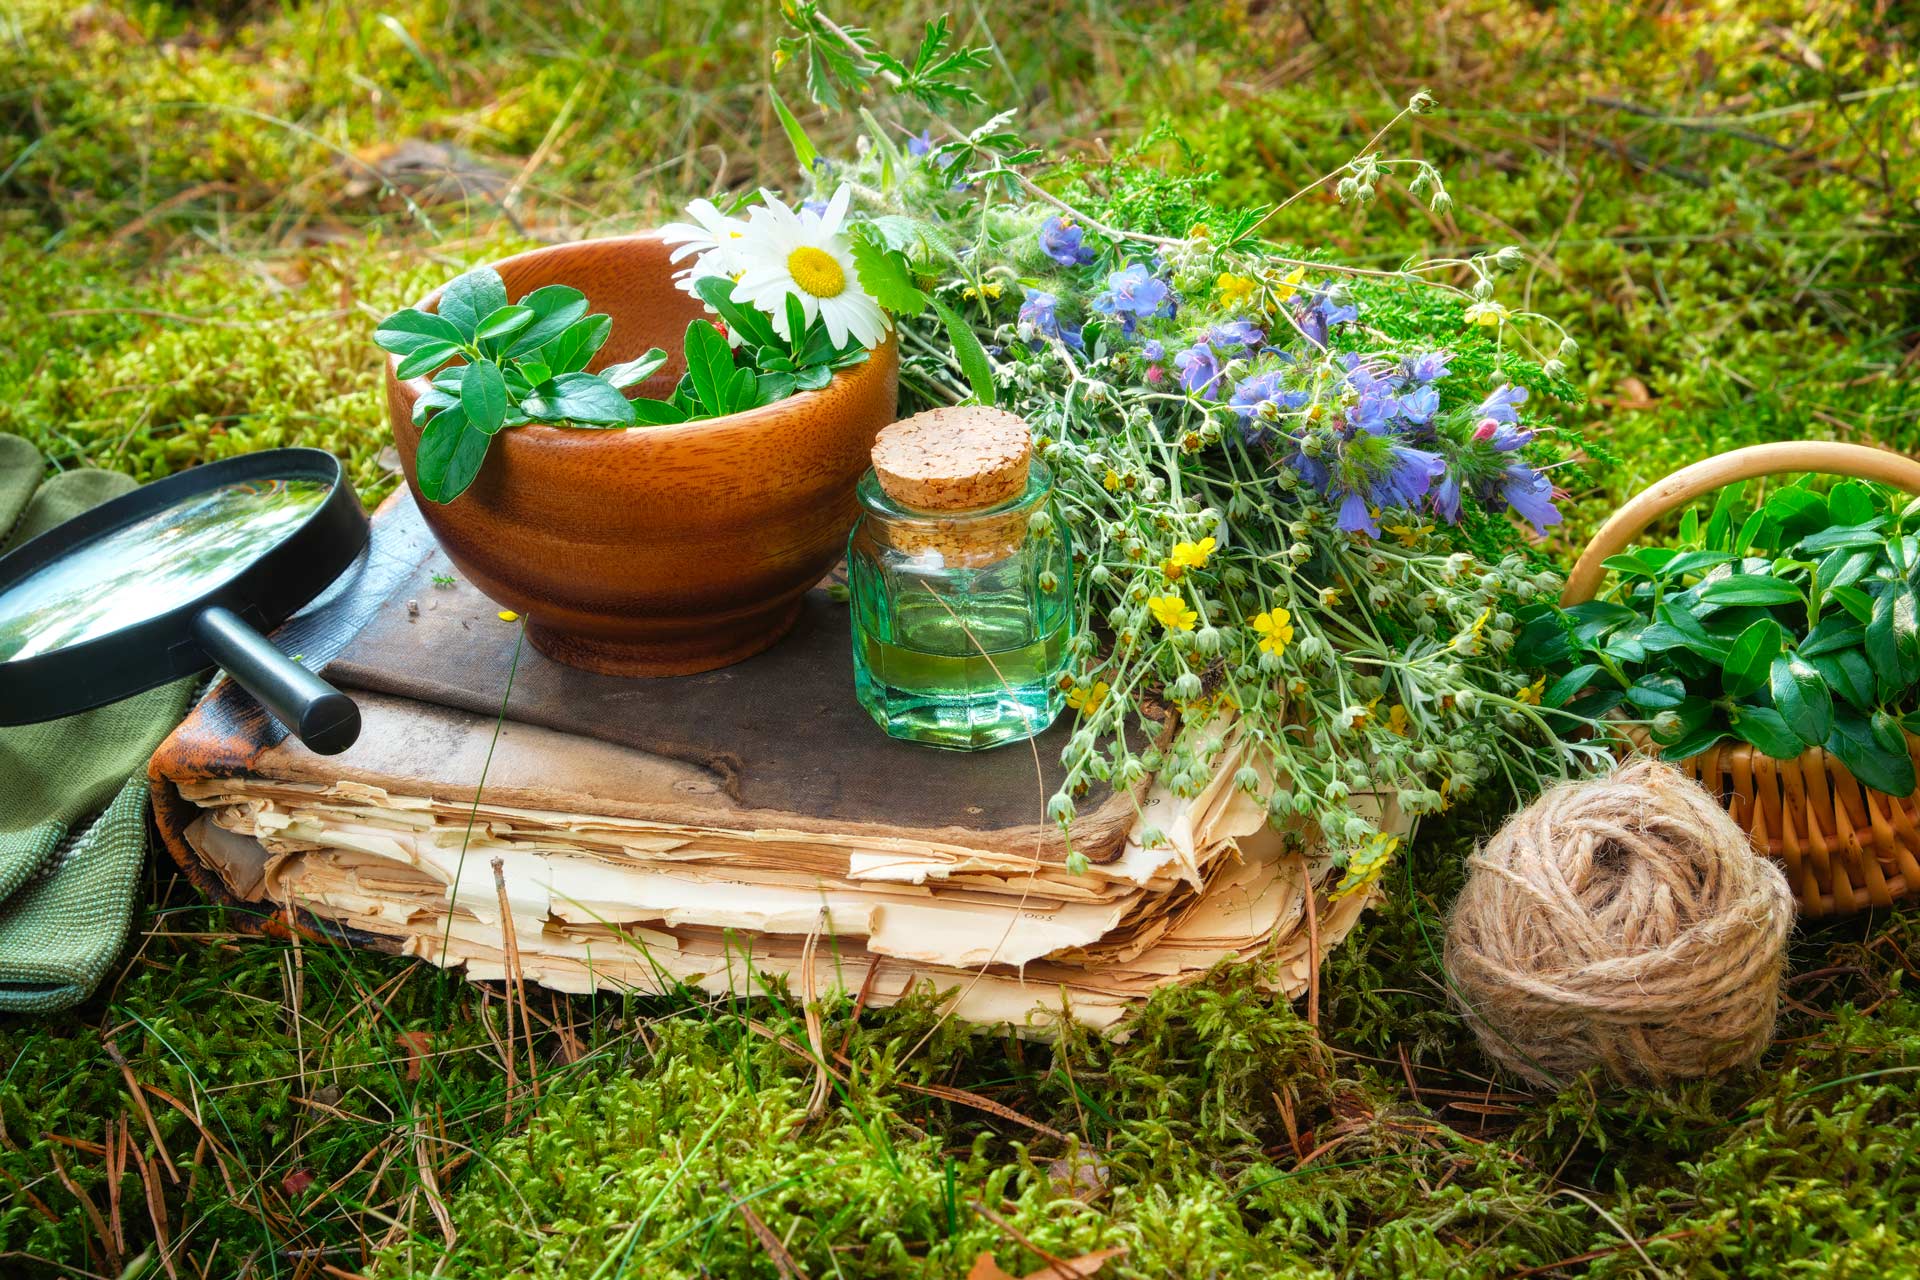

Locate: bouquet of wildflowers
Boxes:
[666,6,1611,891]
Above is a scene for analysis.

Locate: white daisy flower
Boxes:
[729,187,890,351]
[659,197,749,296]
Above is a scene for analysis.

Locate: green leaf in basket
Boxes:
[1699,573,1804,608]
[1798,520,1886,554]
[1722,617,1783,699]
[1661,714,1731,762]
[1543,664,1600,709]
[1769,651,1832,747]
[1654,597,1728,663]
[1825,708,1917,796]
[1601,550,1673,582]
[1866,582,1920,697]
[1704,481,1746,552]
[1829,480,1879,527]
[1800,614,1866,658]
[1625,673,1688,712]
[1514,604,1576,666]
[1829,583,1875,623]
[1815,545,1877,595]
[1731,705,1805,760]
[1656,549,1736,581]
[1811,648,1877,712]
[1599,623,1647,664]
[1763,486,1829,542]
[1565,688,1626,720]
[1563,600,1638,646]
[1652,695,1714,746]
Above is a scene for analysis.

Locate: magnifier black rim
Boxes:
[0,448,369,725]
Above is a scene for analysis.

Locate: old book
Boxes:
[150,493,1398,1032]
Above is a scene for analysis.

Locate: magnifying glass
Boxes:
[0,449,370,754]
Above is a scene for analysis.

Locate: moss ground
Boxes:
[2,2,1917,1276]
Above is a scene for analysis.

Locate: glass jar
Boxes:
[847,461,1075,750]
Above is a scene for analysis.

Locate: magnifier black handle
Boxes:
[192,606,361,755]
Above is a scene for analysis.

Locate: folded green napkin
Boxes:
[0,435,195,1012]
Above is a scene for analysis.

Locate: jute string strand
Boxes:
[1445,759,1795,1088]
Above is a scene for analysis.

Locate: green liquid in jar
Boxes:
[851,590,1070,751]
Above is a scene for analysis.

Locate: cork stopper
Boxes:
[871,406,1032,513]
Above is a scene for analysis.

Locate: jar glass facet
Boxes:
[847,462,1073,750]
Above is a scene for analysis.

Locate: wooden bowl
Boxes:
[385,233,899,676]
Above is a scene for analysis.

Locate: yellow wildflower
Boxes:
[1387,704,1411,736]
[1271,264,1307,301]
[1438,778,1454,812]
[1517,675,1547,705]
[962,281,1004,301]
[497,610,520,622]
[1251,607,1294,656]
[1168,537,1215,572]
[1066,681,1110,714]
[1319,585,1344,608]
[1465,300,1510,328]
[1384,522,1434,548]
[1216,272,1259,309]
[1147,594,1198,633]
[1332,833,1401,901]
[1188,223,1212,240]
[1453,607,1492,655]
[1103,469,1123,492]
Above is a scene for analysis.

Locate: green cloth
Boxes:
[0,436,195,1012]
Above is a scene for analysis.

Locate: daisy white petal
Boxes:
[723,190,893,349]
[816,186,852,237]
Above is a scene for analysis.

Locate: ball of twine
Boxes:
[1445,758,1795,1088]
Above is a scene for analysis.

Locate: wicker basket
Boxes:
[1562,442,1920,915]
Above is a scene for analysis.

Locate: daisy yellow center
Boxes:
[786,246,846,298]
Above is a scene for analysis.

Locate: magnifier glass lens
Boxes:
[0,477,331,663]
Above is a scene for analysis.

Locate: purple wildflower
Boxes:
[1343,358,1403,398]
[1349,395,1398,434]
[1292,288,1355,349]
[1291,449,1331,490]
[1208,320,1266,352]
[1173,343,1224,396]
[1500,463,1562,535]
[1398,385,1440,425]
[1091,263,1176,336]
[1019,288,1082,351]
[1142,339,1166,362]
[1476,383,1529,425]
[1228,370,1299,420]
[906,130,934,157]
[1039,216,1096,267]
[1321,296,1359,327]
[1473,418,1535,451]
[1337,490,1378,537]
[1401,351,1454,383]
[1431,472,1463,524]
[800,198,829,218]
[1295,306,1328,348]
[1374,445,1447,508]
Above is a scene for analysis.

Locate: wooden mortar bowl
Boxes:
[386,233,899,676]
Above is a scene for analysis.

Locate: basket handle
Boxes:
[1561,441,1920,606]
